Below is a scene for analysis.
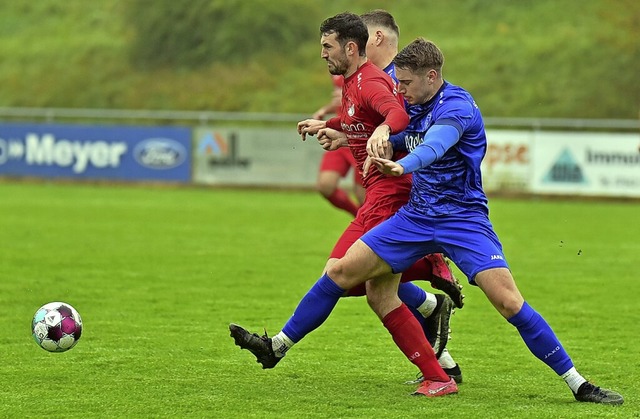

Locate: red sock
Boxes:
[382,304,450,382]
[326,189,359,216]
[399,257,433,282]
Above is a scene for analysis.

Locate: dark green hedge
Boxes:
[126,0,320,68]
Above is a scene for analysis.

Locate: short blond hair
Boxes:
[360,9,399,37]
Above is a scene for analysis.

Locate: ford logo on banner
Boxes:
[134,138,187,169]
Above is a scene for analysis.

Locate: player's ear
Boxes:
[376,30,384,45]
[346,41,354,54]
[428,69,437,83]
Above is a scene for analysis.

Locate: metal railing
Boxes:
[0,107,639,131]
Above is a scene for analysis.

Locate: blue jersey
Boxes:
[383,62,397,82]
[390,81,488,216]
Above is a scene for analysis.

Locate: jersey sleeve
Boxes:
[432,95,475,134]
[396,125,460,173]
[326,116,341,130]
[363,80,409,133]
[389,132,408,152]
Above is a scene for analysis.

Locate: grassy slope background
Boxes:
[0,0,638,118]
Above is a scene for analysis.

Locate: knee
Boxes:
[316,180,336,197]
[326,260,355,289]
[497,296,524,319]
[316,172,338,197]
[476,268,525,319]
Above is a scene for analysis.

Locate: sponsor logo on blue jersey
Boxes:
[404,134,423,152]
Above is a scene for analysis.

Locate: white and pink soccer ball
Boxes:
[32,302,83,352]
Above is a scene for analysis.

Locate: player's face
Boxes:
[396,67,436,105]
[321,33,349,75]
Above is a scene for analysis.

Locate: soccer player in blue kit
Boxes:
[347,37,622,404]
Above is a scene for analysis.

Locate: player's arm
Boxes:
[374,123,461,176]
[364,81,409,158]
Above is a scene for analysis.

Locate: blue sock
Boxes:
[397,282,427,310]
[508,302,574,375]
[281,273,345,343]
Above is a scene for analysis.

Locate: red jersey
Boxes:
[326,61,410,190]
[331,74,344,89]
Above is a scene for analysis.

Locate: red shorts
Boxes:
[319,147,363,186]
[329,177,411,259]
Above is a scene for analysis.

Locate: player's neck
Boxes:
[374,49,397,71]
[423,80,445,103]
[344,57,368,79]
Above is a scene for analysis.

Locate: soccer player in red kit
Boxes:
[312,75,365,216]
[230,12,457,397]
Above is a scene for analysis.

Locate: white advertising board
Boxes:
[482,130,533,193]
[531,132,640,197]
[192,125,640,199]
[192,126,325,187]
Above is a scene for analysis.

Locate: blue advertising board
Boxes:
[0,122,191,182]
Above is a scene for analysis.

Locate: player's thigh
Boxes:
[328,239,392,289]
[360,210,436,274]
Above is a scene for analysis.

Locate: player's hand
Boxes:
[317,128,347,151]
[366,125,392,158]
[297,119,326,141]
[369,157,405,176]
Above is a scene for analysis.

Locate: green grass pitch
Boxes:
[0,181,637,418]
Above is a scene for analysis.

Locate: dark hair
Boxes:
[393,37,444,75]
[320,12,369,56]
[360,9,399,37]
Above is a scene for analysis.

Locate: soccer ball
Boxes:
[32,302,83,352]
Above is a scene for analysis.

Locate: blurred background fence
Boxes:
[0,108,638,198]
[0,107,639,130]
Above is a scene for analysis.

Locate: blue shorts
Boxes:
[360,206,509,285]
